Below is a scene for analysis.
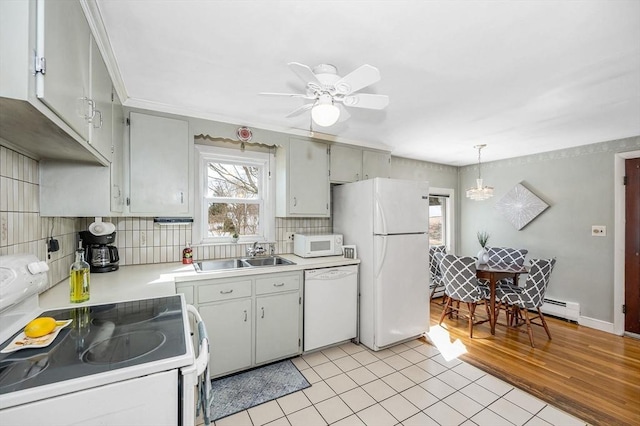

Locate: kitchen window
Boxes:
[195,146,274,244]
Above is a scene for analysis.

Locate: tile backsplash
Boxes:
[0,145,80,290]
[2,143,332,289]
[80,216,332,265]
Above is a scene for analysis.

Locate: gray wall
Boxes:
[459,136,640,323]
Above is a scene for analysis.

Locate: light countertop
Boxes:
[39,254,359,310]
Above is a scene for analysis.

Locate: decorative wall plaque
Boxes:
[495,183,548,230]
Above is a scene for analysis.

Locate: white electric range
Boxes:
[0,254,210,426]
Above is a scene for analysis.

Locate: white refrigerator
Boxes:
[333,178,430,351]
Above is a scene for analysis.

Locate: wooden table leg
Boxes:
[490,274,496,335]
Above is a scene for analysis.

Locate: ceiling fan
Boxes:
[260,62,389,127]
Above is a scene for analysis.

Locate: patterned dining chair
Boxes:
[438,254,491,338]
[429,245,447,300]
[495,258,556,347]
[482,247,528,287]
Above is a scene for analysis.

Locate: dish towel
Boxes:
[196,321,213,425]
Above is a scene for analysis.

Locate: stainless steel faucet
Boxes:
[247,242,265,258]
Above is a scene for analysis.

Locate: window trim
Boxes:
[194,145,275,244]
[429,187,455,253]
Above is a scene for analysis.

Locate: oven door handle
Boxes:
[187,304,209,376]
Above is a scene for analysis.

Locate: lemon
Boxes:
[24,317,57,338]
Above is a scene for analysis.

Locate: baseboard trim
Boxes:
[578,316,615,334]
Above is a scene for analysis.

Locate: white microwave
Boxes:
[293,233,343,258]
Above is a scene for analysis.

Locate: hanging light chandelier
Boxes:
[466,144,494,201]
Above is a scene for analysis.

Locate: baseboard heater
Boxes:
[540,298,580,322]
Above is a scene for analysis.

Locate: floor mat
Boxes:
[210,359,310,421]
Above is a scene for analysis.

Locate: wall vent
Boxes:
[541,298,580,322]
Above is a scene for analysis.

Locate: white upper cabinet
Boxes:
[362,149,391,180]
[128,112,191,216]
[36,0,91,141]
[0,0,110,165]
[110,90,125,213]
[330,144,391,183]
[39,86,125,217]
[330,145,363,183]
[88,36,115,162]
[276,137,330,217]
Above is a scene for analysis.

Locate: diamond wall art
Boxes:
[495,183,549,230]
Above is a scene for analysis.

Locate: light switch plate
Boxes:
[592,225,606,237]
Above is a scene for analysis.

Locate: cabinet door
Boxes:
[330,145,362,183]
[362,150,390,180]
[36,0,91,141]
[255,292,300,364]
[88,36,113,161]
[129,112,189,215]
[200,299,252,377]
[289,139,329,216]
[110,89,125,213]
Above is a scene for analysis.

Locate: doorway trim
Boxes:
[614,149,640,335]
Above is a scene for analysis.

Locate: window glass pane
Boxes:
[207,162,259,199]
[208,202,260,237]
[429,196,445,246]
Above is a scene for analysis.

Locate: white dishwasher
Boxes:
[304,265,358,352]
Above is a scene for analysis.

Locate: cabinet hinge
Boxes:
[623,176,627,185]
[34,55,46,75]
[126,118,131,126]
[622,304,626,314]
[327,147,331,155]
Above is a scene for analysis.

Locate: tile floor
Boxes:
[211,339,587,426]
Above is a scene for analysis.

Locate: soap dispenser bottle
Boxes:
[70,241,90,303]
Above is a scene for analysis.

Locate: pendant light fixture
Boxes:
[466,144,494,201]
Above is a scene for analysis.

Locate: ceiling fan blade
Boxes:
[285,103,314,118]
[334,64,381,94]
[342,94,389,110]
[288,62,321,86]
[259,92,310,98]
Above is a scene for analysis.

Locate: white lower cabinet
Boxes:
[256,292,301,364]
[200,299,252,377]
[177,271,302,378]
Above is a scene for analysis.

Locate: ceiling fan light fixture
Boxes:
[311,94,340,127]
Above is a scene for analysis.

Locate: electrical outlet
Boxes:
[591,225,606,237]
[287,232,295,241]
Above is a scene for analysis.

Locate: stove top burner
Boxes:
[0,295,187,395]
[0,355,49,390]
[82,331,166,365]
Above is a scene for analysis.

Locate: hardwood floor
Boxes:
[428,298,640,426]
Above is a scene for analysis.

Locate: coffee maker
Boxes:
[79,230,119,273]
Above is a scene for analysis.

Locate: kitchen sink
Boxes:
[193,256,295,272]
[193,258,249,272]
[242,256,296,267]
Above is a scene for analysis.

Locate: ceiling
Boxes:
[92,1,640,166]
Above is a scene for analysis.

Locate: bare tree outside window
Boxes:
[429,196,445,246]
[207,162,261,237]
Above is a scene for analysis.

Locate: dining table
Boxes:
[476,262,528,334]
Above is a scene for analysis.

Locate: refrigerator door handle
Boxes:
[375,235,387,278]
[374,193,387,235]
